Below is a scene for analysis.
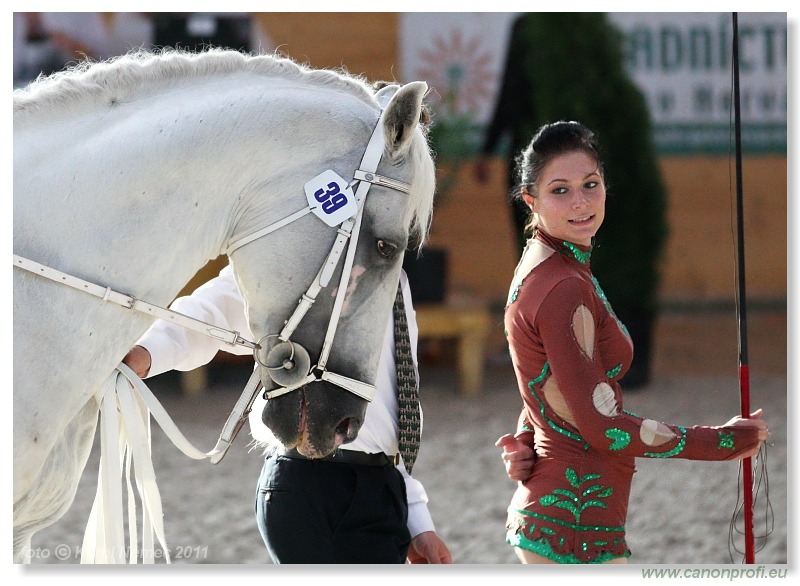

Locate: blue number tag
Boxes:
[304,170,358,227]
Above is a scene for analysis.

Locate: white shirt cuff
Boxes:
[406,501,435,538]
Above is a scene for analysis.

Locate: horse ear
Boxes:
[381,81,428,158]
[374,83,400,108]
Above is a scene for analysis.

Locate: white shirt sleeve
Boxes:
[136,265,253,377]
[400,460,436,538]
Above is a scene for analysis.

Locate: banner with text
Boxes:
[400,12,786,156]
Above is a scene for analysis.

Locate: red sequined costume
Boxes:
[503,229,761,563]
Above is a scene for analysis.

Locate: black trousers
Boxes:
[254,452,411,564]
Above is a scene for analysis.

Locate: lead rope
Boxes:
[81,362,264,563]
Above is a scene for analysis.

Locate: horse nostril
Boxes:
[335,418,360,444]
[335,418,351,436]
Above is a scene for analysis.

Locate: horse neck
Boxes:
[15,144,235,310]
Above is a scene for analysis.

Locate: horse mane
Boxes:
[13,47,377,118]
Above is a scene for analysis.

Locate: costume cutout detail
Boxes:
[572,304,594,359]
[592,382,618,417]
[542,377,576,425]
[507,239,555,306]
[639,418,677,446]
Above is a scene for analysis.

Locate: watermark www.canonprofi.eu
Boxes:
[641,566,788,580]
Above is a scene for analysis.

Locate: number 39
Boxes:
[314,182,348,214]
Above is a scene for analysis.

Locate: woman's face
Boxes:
[524,150,605,247]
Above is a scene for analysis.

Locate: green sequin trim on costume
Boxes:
[562,241,592,264]
[528,363,587,446]
[605,428,631,451]
[506,530,630,564]
[718,430,735,449]
[510,508,623,533]
[606,364,622,379]
[644,426,687,458]
[536,468,614,523]
[508,494,627,564]
[530,361,550,386]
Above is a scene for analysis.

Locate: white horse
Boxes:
[13,48,436,563]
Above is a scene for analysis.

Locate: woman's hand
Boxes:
[722,408,769,460]
[496,434,536,482]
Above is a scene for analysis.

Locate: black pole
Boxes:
[732,14,748,367]
[732,11,755,565]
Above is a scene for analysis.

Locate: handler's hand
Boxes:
[496,434,536,482]
[407,531,452,564]
[123,345,151,378]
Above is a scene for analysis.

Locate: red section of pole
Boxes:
[732,13,754,564]
[740,365,754,563]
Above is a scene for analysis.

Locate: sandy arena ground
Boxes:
[15,309,790,581]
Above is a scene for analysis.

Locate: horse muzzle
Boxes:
[260,378,366,458]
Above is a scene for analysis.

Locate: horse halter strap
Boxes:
[225,106,411,402]
[11,255,260,351]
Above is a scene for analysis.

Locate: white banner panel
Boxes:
[609,12,786,153]
[399,12,520,154]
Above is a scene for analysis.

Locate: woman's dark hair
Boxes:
[514,120,605,198]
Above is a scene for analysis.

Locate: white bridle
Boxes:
[226,105,411,403]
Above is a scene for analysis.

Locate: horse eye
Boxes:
[376,239,397,258]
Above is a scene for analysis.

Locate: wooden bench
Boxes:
[414,303,492,395]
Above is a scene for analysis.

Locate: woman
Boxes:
[496,121,768,564]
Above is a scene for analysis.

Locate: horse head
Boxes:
[229,81,435,458]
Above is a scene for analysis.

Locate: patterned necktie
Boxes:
[393,282,421,473]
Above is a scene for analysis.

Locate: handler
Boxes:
[124,266,451,564]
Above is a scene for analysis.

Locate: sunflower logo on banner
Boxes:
[399,13,519,196]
